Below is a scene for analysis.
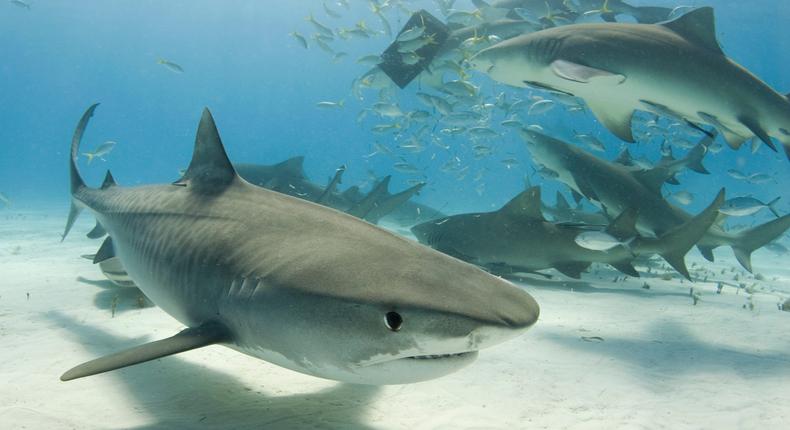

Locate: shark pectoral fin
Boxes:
[93,236,116,264]
[86,220,107,240]
[553,262,590,279]
[550,60,625,85]
[738,115,778,152]
[61,322,230,382]
[586,101,635,142]
[611,261,639,277]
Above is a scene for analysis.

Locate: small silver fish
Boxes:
[671,191,694,206]
[396,25,425,42]
[157,59,184,73]
[575,231,633,252]
[82,140,117,164]
[316,100,344,109]
[528,99,555,115]
[393,162,420,174]
[290,32,308,49]
[719,196,781,218]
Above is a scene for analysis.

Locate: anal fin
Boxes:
[61,322,230,381]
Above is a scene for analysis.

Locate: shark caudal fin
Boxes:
[730,214,790,272]
[378,10,451,89]
[655,189,725,280]
[63,103,100,242]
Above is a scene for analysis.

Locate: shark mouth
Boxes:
[405,351,474,360]
[401,351,477,360]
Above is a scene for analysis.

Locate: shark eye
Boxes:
[385,311,403,332]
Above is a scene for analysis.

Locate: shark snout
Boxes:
[468,281,540,350]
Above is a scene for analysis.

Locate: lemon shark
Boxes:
[520,129,790,272]
[60,104,539,385]
[411,186,723,280]
[471,7,790,160]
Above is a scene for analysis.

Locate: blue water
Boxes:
[0,0,788,223]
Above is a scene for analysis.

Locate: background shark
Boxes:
[235,158,443,226]
[520,128,790,272]
[61,104,539,385]
[471,7,790,160]
[412,186,723,279]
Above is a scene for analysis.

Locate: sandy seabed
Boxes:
[1,208,789,430]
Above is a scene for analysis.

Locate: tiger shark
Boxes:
[519,128,790,272]
[411,186,724,280]
[60,104,539,385]
[471,7,790,160]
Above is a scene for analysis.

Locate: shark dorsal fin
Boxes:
[175,109,236,191]
[661,7,722,54]
[275,156,307,179]
[606,208,639,240]
[500,187,544,220]
[100,170,117,190]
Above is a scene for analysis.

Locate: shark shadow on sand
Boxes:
[48,312,382,430]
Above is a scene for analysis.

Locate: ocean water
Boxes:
[2,0,790,428]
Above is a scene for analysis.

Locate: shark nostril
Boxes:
[385,311,403,332]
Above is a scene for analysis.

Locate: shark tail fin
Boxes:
[730,214,790,272]
[60,322,230,381]
[63,103,100,242]
[656,189,725,280]
[378,10,450,89]
[767,197,781,218]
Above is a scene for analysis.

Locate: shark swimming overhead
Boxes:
[60,104,539,385]
[471,7,790,160]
